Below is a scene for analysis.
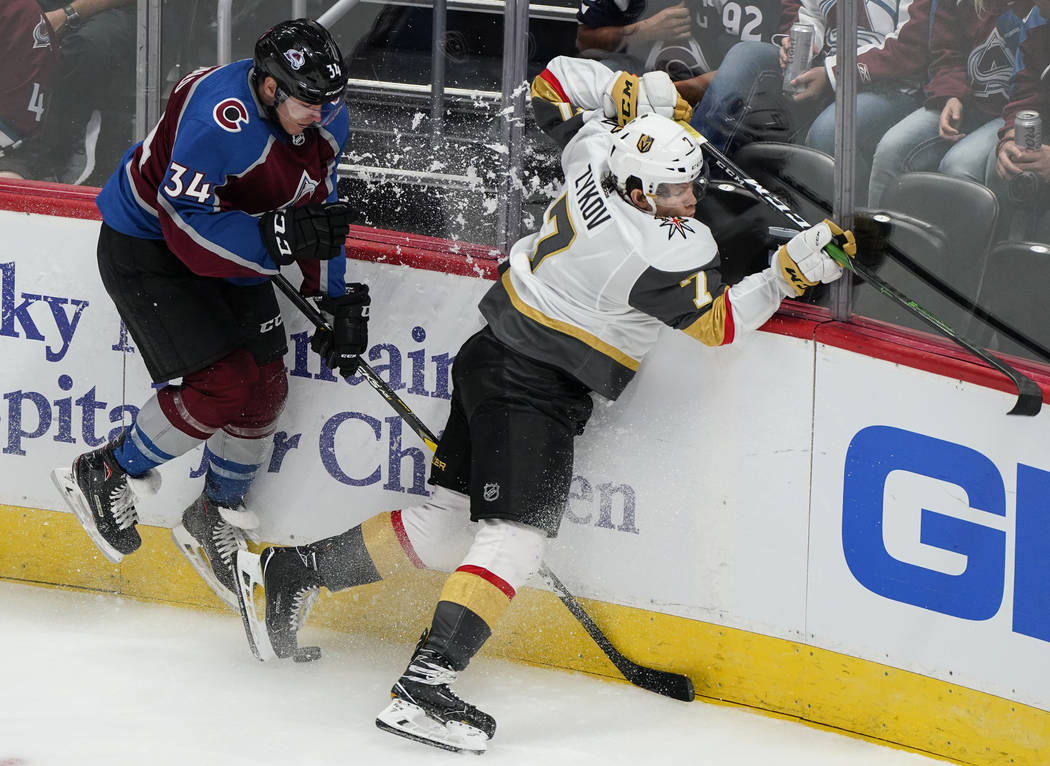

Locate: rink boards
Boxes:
[0,183,1048,765]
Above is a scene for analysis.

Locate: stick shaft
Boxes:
[272,272,695,699]
[683,126,1042,416]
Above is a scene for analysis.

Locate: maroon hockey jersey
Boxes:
[925,0,1030,119]
[0,0,58,149]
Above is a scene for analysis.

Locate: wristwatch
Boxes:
[62,4,83,31]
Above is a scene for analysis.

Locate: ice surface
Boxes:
[0,581,947,765]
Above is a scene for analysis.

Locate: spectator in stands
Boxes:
[0,0,135,185]
[690,0,931,197]
[990,0,1049,240]
[0,0,59,180]
[868,0,1028,208]
[576,0,781,104]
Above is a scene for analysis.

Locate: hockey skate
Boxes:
[172,493,250,610]
[50,439,161,563]
[234,547,321,661]
[376,634,496,754]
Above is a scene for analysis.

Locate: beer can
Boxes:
[1015,110,1042,153]
[783,23,815,94]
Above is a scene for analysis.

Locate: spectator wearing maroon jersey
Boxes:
[868,0,1028,207]
[0,0,135,184]
[0,0,59,178]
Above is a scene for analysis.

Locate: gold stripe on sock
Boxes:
[438,569,512,628]
[361,512,416,579]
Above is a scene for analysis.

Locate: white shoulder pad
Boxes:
[562,118,617,177]
[632,213,719,271]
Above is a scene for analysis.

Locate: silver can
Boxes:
[1015,110,1042,153]
[783,23,815,94]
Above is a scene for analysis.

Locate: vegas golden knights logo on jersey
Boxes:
[636,134,653,153]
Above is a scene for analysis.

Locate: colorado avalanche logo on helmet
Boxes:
[283,48,305,70]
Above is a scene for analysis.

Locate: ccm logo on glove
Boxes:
[260,202,352,265]
[311,283,371,376]
[775,219,856,297]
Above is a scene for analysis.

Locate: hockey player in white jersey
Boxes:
[233,55,856,753]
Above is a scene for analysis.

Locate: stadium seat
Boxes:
[871,172,999,335]
[848,210,951,335]
[732,142,835,229]
[970,240,1050,363]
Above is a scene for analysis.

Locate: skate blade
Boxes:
[171,524,240,611]
[375,698,489,754]
[234,551,278,662]
[50,467,125,564]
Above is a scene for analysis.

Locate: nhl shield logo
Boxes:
[284,48,305,70]
[483,483,500,502]
[636,134,654,153]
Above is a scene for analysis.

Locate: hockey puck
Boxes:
[293,646,322,663]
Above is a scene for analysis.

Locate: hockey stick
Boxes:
[273,274,438,452]
[870,238,1050,365]
[539,566,695,701]
[681,124,1043,417]
[272,272,695,701]
[751,175,1050,366]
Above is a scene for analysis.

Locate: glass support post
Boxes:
[496,0,529,253]
[134,0,163,142]
[430,0,448,143]
[831,1,858,320]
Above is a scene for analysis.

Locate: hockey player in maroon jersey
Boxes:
[51,19,369,611]
[232,55,855,753]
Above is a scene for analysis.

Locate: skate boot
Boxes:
[376,633,496,753]
[50,438,161,563]
[172,493,249,610]
[234,547,322,661]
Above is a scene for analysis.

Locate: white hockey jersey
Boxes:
[479,56,790,400]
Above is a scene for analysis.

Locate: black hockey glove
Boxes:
[311,283,370,376]
[259,202,352,265]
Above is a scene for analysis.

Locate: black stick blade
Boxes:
[541,566,695,702]
[620,664,695,701]
[1009,377,1044,416]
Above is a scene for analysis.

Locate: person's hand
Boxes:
[787,66,828,101]
[44,8,66,34]
[259,202,352,265]
[938,97,965,142]
[773,219,854,296]
[996,139,1022,179]
[994,137,1050,181]
[778,35,792,69]
[674,71,715,105]
[310,284,370,376]
[630,3,692,42]
[0,171,26,180]
[1008,144,1050,183]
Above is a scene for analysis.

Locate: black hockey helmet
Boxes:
[253,19,348,105]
